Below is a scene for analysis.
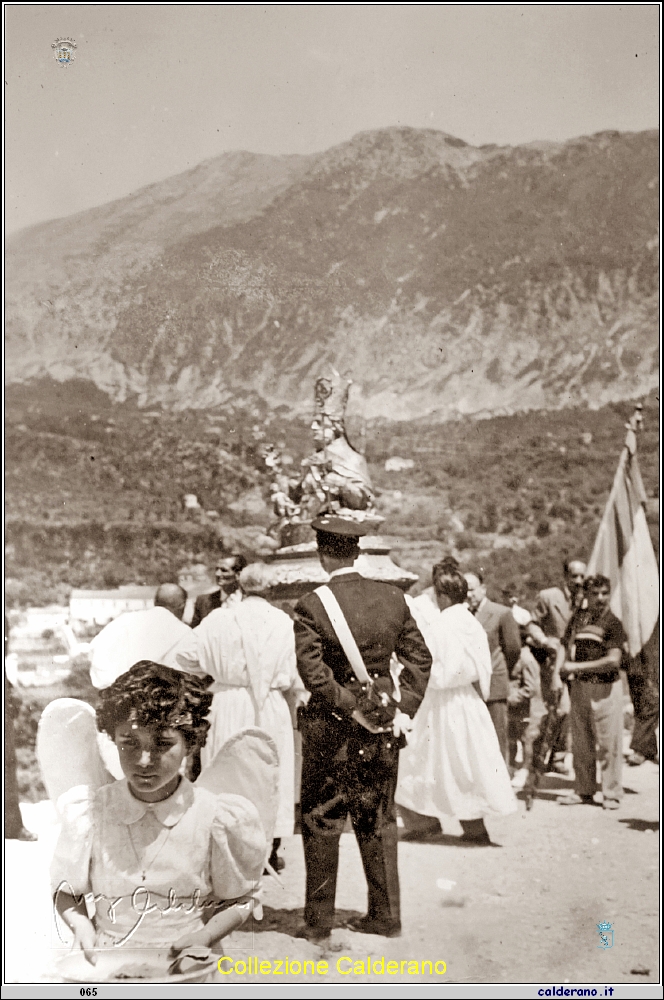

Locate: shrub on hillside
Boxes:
[455,530,480,550]
[548,500,576,520]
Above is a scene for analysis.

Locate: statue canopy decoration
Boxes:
[314,372,351,426]
[266,370,382,548]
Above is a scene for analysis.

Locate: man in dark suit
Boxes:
[190,553,247,627]
[293,516,432,943]
[533,558,587,773]
[464,571,521,764]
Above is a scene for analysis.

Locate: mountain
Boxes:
[6,126,659,420]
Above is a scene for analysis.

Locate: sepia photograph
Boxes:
[4,4,660,994]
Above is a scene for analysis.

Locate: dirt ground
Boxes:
[5,750,659,986]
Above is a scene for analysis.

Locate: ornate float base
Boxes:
[262,534,418,603]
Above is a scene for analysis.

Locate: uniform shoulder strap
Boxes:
[314,585,371,685]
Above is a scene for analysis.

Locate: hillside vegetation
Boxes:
[5,379,657,609]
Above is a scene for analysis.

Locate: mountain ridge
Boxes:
[6,126,659,420]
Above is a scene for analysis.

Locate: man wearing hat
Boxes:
[293,515,432,942]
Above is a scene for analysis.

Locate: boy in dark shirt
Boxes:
[556,576,627,810]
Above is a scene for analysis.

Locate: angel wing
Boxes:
[36,698,116,812]
[197,727,280,849]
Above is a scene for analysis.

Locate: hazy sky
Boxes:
[5,4,660,233]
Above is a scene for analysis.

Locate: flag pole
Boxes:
[588,404,643,572]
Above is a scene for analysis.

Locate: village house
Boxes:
[69,585,156,626]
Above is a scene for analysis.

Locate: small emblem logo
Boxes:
[596,921,614,950]
[51,37,77,67]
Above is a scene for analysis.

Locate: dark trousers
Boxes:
[487,699,508,764]
[300,713,401,930]
[551,713,571,757]
[508,701,531,770]
[538,660,571,757]
[628,671,659,761]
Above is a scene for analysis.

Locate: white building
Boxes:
[69,585,156,626]
[384,456,415,472]
[19,606,70,636]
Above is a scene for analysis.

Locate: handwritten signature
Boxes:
[54,881,220,946]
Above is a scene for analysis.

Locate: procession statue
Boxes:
[260,372,415,600]
[266,372,380,545]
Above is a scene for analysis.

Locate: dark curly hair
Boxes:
[432,566,468,606]
[432,555,460,585]
[97,661,213,753]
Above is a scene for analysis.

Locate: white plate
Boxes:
[57,947,218,984]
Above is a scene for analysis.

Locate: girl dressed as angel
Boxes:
[41,661,270,966]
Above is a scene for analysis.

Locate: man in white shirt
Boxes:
[89,583,191,689]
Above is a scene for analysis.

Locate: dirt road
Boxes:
[228,759,659,985]
[7,754,657,986]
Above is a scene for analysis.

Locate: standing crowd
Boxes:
[9,514,657,972]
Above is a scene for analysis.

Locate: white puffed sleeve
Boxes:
[210,793,267,901]
[50,784,95,899]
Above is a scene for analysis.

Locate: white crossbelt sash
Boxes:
[314,585,372,685]
[314,585,402,702]
[314,586,413,736]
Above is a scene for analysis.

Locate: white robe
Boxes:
[176,596,304,838]
[89,606,192,689]
[396,596,516,822]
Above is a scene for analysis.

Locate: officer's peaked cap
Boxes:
[312,515,369,537]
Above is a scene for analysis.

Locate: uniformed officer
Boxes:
[293,515,432,942]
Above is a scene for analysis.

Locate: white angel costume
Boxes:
[38,700,278,951]
[396,595,516,822]
[176,596,305,838]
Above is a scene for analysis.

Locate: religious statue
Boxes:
[265,372,380,544]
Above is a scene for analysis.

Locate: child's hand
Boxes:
[69,912,98,965]
[549,673,563,693]
[55,891,98,964]
[170,902,250,957]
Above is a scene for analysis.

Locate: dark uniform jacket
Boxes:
[295,571,431,931]
[294,572,432,721]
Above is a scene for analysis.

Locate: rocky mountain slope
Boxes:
[6,127,659,419]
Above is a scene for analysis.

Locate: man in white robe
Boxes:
[176,564,307,870]
[89,583,191,689]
